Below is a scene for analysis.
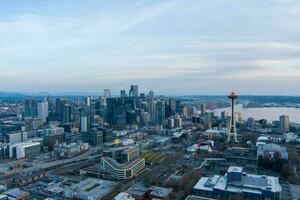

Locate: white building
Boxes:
[38,101,49,123]
[114,193,135,200]
[80,116,88,132]
[283,132,298,143]
[7,131,28,144]
[193,166,282,200]
[54,142,89,158]
[64,178,116,200]
[44,126,64,136]
[8,141,41,159]
[257,143,289,160]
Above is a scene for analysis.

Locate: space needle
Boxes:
[227,92,238,143]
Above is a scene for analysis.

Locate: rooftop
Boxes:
[193,166,282,196]
[68,178,116,199]
[126,183,147,197]
[150,186,172,198]
[228,166,243,173]
[185,195,217,200]
[102,157,144,170]
[5,188,29,198]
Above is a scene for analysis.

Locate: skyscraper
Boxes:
[106,98,126,126]
[24,99,38,117]
[120,90,127,98]
[55,98,68,121]
[200,104,206,115]
[85,96,91,107]
[227,92,238,143]
[148,90,154,101]
[104,89,111,99]
[129,85,138,97]
[38,101,49,123]
[279,115,290,132]
[95,99,106,120]
[155,101,165,126]
[62,104,72,123]
[80,116,88,132]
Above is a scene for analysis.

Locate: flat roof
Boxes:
[193,177,214,192]
[5,188,29,198]
[185,196,217,200]
[150,186,172,198]
[70,178,116,199]
[102,157,144,170]
[126,184,147,196]
[228,166,243,173]
[194,166,282,195]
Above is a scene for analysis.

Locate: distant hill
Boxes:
[0,92,27,98]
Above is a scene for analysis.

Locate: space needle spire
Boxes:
[227,92,238,143]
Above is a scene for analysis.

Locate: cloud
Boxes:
[0,0,300,95]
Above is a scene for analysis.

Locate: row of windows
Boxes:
[102,158,145,179]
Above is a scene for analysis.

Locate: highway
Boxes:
[24,149,101,174]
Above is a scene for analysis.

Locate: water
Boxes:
[214,104,300,123]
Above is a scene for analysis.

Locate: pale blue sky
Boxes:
[1,0,300,95]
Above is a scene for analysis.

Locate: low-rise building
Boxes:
[257,143,289,160]
[283,132,298,143]
[193,166,282,200]
[8,141,41,159]
[149,186,173,199]
[114,193,135,200]
[223,147,257,167]
[0,194,7,200]
[101,157,145,179]
[4,188,30,200]
[64,178,116,200]
[126,183,148,200]
[103,146,140,163]
[54,142,89,158]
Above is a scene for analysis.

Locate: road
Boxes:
[24,149,101,173]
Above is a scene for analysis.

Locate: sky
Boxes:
[1,0,300,96]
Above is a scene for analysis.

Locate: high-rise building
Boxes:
[155,101,165,126]
[129,85,138,97]
[104,89,111,99]
[55,98,68,121]
[247,118,256,129]
[95,100,106,120]
[175,116,182,128]
[106,98,126,126]
[24,99,38,117]
[279,115,290,132]
[141,111,150,126]
[85,96,91,107]
[126,110,137,124]
[168,118,175,129]
[227,92,238,143]
[139,93,145,101]
[200,104,206,115]
[38,101,49,123]
[80,116,88,132]
[120,90,127,98]
[221,111,227,122]
[148,90,154,102]
[62,104,72,123]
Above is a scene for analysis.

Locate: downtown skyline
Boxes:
[1,0,300,95]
